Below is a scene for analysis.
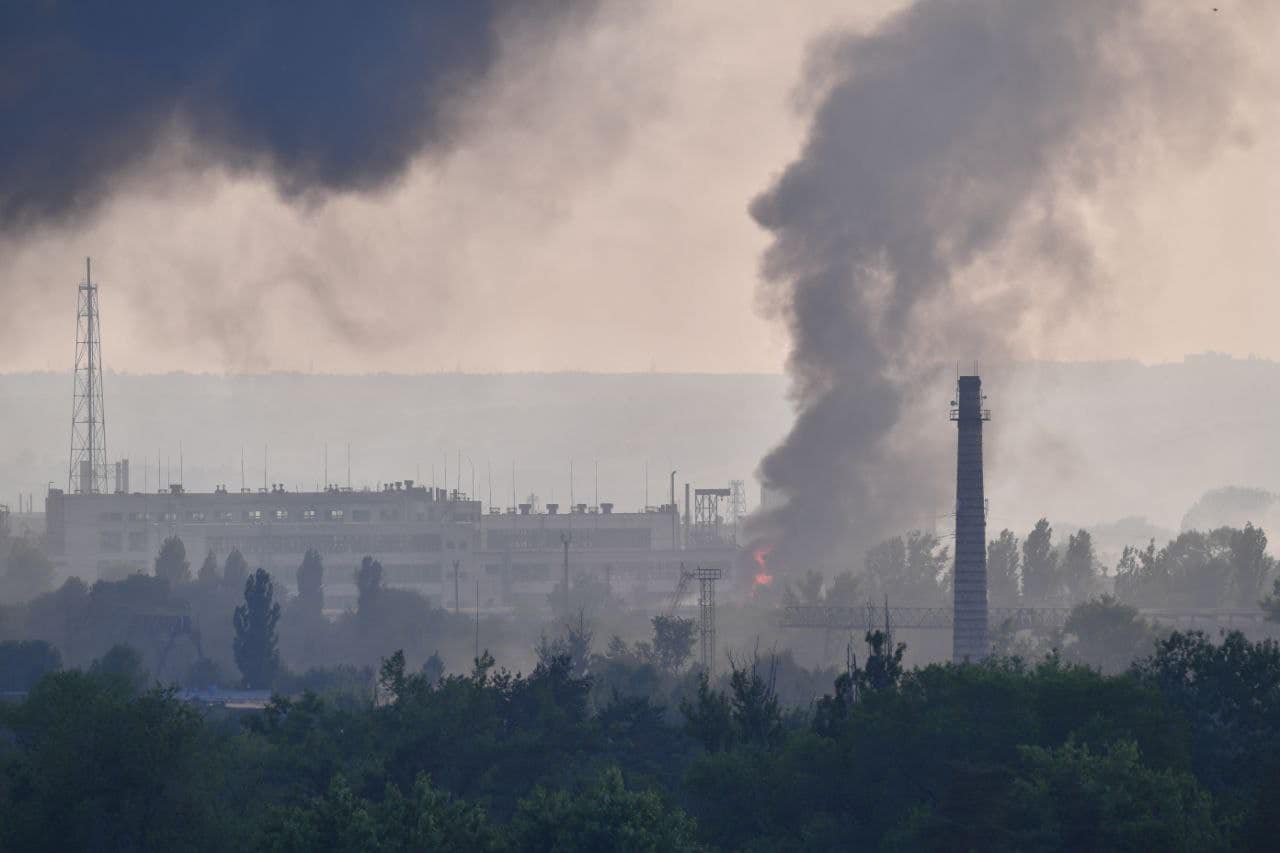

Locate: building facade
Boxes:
[44,481,742,611]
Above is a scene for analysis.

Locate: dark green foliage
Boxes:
[222,548,249,591]
[510,766,706,852]
[89,643,149,692]
[1062,595,1158,674]
[1,629,1277,850]
[233,568,281,689]
[0,671,219,851]
[1,538,54,602]
[988,528,1021,605]
[864,530,950,603]
[1021,518,1059,602]
[197,549,219,585]
[154,535,191,584]
[0,639,60,690]
[295,548,324,616]
[1115,524,1277,608]
[648,614,696,673]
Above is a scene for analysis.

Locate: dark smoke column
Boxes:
[951,376,989,663]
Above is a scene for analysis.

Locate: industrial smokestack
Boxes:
[951,375,990,663]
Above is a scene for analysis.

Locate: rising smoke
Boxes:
[0,1,593,229]
[748,1,1248,578]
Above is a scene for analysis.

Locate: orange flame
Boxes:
[752,544,774,586]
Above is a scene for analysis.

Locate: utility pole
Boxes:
[670,469,678,550]
[561,531,572,616]
[453,559,461,614]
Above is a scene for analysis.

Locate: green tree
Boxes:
[988,529,1021,605]
[89,643,150,693]
[510,766,706,852]
[197,549,219,585]
[1021,519,1058,602]
[1062,529,1099,603]
[824,570,861,605]
[154,536,190,584]
[355,555,383,619]
[649,614,696,673]
[2,537,55,601]
[222,548,249,591]
[296,548,324,616]
[0,639,61,690]
[1261,576,1280,622]
[233,568,281,689]
[1062,595,1156,674]
[681,672,734,753]
[1001,740,1225,852]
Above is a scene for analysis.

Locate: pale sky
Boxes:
[1,1,1276,376]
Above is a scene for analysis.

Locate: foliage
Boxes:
[1,538,54,602]
[646,614,696,674]
[197,549,219,585]
[233,568,281,689]
[510,766,706,852]
[987,528,1021,605]
[1115,524,1277,608]
[863,530,950,603]
[1021,518,1059,602]
[222,548,249,591]
[296,548,324,616]
[0,639,60,690]
[154,535,191,584]
[1061,595,1158,674]
[89,643,150,693]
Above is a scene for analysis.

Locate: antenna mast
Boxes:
[69,258,108,493]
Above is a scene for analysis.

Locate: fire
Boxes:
[752,544,774,586]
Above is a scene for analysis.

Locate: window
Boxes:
[328,509,345,521]
[186,511,206,522]
[273,509,288,520]
[99,530,122,552]
[217,511,235,522]
[352,509,370,522]
[158,511,177,522]
[128,512,148,522]
[244,510,263,522]
[303,509,317,521]
[99,512,123,522]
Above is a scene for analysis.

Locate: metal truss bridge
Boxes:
[779,604,1270,632]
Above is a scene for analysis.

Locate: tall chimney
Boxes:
[951,375,990,663]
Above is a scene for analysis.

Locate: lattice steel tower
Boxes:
[950,375,990,662]
[69,258,108,494]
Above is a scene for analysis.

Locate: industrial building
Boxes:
[43,481,742,610]
[35,258,745,612]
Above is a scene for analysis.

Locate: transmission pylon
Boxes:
[69,258,108,494]
[696,565,722,675]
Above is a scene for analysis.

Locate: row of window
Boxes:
[485,528,652,551]
[203,533,460,555]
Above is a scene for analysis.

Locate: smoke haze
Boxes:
[0,1,593,227]
[749,0,1253,575]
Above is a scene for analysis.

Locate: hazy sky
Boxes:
[1,1,1276,376]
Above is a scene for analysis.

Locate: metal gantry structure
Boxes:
[69,258,108,494]
[696,564,722,675]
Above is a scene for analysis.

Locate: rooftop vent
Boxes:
[600,502,613,514]
[546,503,559,514]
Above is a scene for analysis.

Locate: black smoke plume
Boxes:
[0,1,591,228]
[748,1,1245,578]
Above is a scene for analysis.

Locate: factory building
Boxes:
[43,481,741,611]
